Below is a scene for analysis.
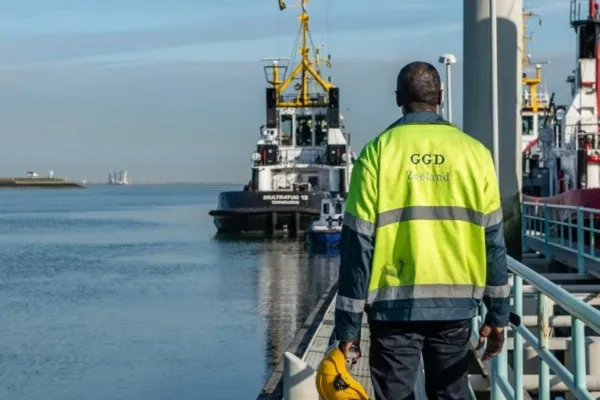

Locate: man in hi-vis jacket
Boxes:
[334,61,509,400]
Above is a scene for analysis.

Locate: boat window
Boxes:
[281,115,293,145]
[522,115,534,136]
[308,176,319,190]
[334,202,343,215]
[296,115,313,146]
[322,203,330,215]
[539,119,546,130]
[315,115,327,146]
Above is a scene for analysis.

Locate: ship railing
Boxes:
[477,254,600,400]
[277,93,328,105]
[253,148,328,167]
[570,0,598,23]
[522,201,600,274]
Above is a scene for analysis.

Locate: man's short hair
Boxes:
[397,62,441,110]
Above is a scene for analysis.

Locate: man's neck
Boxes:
[402,108,438,115]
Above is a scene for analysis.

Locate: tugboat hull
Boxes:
[307,230,342,247]
[208,191,328,236]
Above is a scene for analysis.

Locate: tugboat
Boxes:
[522,0,600,249]
[520,8,560,197]
[209,0,355,236]
[522,1,600,198]
[306,194,345,249]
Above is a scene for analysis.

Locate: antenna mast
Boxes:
[522,9,541,71]
[265,0,334,108]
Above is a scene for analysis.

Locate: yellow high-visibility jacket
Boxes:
[334,111,510,342]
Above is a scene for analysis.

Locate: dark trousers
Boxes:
[369,319,471,400]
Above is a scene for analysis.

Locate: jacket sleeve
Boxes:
[482,151,510,327]
[334,158,378,342]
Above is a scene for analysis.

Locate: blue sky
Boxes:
[0,0,575,182]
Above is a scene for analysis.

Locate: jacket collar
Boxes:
[392,111,446,127]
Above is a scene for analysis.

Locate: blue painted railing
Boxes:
[471,256,600,400]
[469,202,600,399]
[522,201,600,273]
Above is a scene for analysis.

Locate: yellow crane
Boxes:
[522,9,544,112]
[267,0,334,108]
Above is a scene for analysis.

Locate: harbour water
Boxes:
[0,185,339,400]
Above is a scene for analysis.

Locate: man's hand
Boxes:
[338,340,361,365]
[476,324,505,361]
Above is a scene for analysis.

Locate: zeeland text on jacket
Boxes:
[408,153,449,181]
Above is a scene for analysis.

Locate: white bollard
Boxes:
[283,351,320,400]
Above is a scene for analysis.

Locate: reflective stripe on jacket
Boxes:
[334,111,510,342]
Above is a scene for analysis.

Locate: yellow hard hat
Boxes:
[315,347,369,400]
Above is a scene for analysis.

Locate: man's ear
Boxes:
[437,89,443,106]
[396,90,403,108]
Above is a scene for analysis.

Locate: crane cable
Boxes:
[326,0,330,57]
[306,0,330,91]
[285,25,301,83]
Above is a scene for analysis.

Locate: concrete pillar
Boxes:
[463,0,523,260]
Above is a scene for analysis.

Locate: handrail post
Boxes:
[571,316,587,392]
[544,204,550,257]
[521,204,527,249]
[480,301,487,324]
[577,207,585,274]
[537,292,550,400]
[496,330,509,400]
[471,316,479,343]
[490,356,505,400]
[513,275,524,400]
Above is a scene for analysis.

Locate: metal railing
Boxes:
[570,0,598,23]
[474,256,600,400]
[253,148,327,167]
[522,201,600,274]
[475,201,600,399]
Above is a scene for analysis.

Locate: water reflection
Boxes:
[256,239,338,376]
[209,235,339,380]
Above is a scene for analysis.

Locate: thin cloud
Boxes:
[527,0,570,13]
[0,21,463,70]
[0,10,461,67]
[387,1,459,10]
